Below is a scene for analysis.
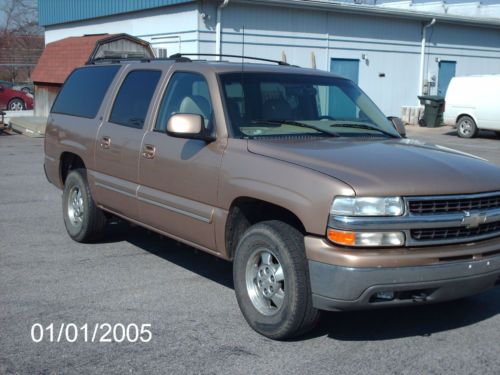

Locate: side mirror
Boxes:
[387,116,406,138]
[166,113,215,142]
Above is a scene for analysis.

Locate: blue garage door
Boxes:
[330,58,360,119]
[438,61,456,96]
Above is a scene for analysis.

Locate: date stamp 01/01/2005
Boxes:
[30,323,153,343]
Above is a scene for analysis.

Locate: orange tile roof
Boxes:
[31,34,111,84]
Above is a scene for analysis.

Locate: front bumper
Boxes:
[305,236,500,311]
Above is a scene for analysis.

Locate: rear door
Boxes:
[93,67,163,220]
[137,70,224,250]
[475,77,500,131]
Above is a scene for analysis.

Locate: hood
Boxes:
[247,137,500,196]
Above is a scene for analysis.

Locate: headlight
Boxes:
[331,196,404,216]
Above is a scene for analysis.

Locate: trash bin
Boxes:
[418,95,445,128]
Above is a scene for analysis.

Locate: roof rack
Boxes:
[86,55,191,65]
[168,53,290,66]
[86,53,292,66]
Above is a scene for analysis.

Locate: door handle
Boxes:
[100,136,111,149]
[142,144,156,159]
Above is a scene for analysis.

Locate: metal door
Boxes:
[438,61,456,96]
[330,58,360,119]
[330,58,359,84]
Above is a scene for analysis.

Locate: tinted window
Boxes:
[219,73,398,138]
[110,70,161,129]
[52,65,120,118]
[155,72,213,132]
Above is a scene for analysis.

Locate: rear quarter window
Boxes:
[51,65,120,118]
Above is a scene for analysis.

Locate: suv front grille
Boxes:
[408,194,500,214]
[411,220,500,241]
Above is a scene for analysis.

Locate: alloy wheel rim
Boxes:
[245,248,285,316]
[9,101,23,111]
[67,186,84,226]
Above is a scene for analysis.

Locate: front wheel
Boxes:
[8,98,25,111]
[62,169,107,243]
[233,221,320,340]
[457,116,478,138]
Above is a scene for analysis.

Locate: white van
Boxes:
[443,75,500,138]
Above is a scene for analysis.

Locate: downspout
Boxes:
[418,18,436,98]
[216,0,230,60]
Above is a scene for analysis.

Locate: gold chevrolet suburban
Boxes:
[44,55,500,339]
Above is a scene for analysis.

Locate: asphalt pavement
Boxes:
[1,126,499,375]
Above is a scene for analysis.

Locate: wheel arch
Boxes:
[60,152,86,186]
[224,196,307,260]
[456,112,478,127]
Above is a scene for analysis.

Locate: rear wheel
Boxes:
[8,98,25,111]
[62,169,107,242]
[233,220,320,340]
[457,116,478,138]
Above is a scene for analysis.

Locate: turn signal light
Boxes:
[327,228,356,246]
[327,228,405,247]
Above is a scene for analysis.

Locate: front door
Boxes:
[438,61,456,96]
[138,70,224,250]
[93,68,162,220]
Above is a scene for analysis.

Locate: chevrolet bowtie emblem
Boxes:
[462,211,488,229]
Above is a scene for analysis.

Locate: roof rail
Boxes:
[86,55,191,65]
[168,53,291,66]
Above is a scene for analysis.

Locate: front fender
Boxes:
[219,140,354,235]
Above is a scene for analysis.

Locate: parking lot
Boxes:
[1,126,499,375]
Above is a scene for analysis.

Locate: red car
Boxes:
[0,84,34,111]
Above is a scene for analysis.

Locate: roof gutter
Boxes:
[216,0,230,61]
[235,0,500,29]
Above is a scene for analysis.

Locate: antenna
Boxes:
[241,26,245,71]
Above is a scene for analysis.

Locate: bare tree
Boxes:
[0,0,43,82]
[1,0,41,35]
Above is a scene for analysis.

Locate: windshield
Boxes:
[219,72,400,138]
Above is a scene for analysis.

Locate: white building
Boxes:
[39,0,500,116]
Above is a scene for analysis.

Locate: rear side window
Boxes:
[109,70,161,129]
[52,65,120,118]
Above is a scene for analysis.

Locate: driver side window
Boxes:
[155,72,213,132]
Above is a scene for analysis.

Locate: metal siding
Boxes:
[38,0,194,26]
[214,2,500,115]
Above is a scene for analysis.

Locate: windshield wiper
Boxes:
[248,120,339,137]
[329,122,399,138]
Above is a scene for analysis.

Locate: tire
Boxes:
[457,116,478,138]
[8,98,25,111]
[62,169,107,243]
[233,220,320,340]
[495,131,500,138]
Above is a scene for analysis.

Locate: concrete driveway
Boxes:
[1,128,499,375]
